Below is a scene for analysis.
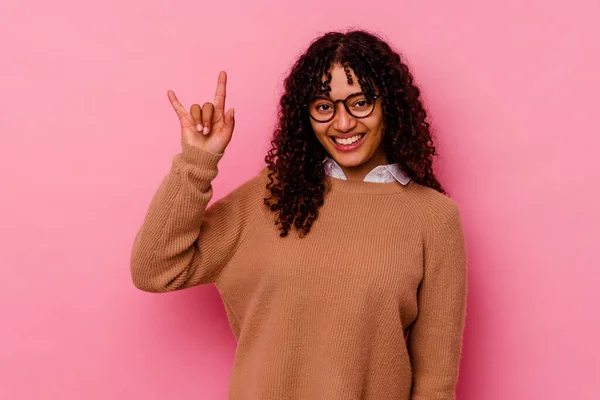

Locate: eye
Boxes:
[316,103,332,112]
[349,95,372,109]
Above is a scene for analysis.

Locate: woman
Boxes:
[131,29,467,399]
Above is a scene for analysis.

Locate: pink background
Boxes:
[1,0,599,398]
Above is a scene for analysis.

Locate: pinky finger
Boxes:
[225,108,235,132]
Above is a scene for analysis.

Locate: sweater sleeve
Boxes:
[130,141,254,292]
[408,200,468,400]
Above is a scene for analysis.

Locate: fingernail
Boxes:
[196,124,203,132]
[232,108,235,118]
[203,126,209,135]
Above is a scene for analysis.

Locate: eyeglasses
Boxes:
[306,92,382,123]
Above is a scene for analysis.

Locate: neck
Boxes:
[341,150,389,181]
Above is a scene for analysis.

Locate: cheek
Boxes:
[364,117,385,137]
[310,122,329,139]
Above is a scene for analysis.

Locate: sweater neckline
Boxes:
[326,176,410,194]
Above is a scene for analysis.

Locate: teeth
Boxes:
[334,134,363,145]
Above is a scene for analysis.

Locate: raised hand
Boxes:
[168,71,235,154]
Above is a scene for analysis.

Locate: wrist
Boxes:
[181,140,224,167]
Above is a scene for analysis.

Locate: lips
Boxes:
[328,133,367,152]
[330,133,365,146]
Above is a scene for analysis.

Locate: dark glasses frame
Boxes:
[305,92,382,123]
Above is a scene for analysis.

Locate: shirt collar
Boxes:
[322,157,411,185]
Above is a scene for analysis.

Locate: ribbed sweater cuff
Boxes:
[180,140,224,168]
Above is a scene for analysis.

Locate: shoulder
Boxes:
[231,166,270,196]
[214,166,270,207]
[403,181,463,233]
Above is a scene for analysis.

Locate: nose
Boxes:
[332,103,357,133]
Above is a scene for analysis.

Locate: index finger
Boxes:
[167,90,189,121]
[214,71,227,112]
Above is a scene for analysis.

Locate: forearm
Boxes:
[130,142,223,292]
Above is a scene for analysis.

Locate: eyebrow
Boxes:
[313,92,366,101]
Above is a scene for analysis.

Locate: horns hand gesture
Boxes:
[168,71,235,154]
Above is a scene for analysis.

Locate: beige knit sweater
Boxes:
[131,142,468,400]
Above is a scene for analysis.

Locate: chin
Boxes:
[329,150,372,168]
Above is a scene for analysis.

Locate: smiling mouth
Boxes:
[329,133,366,146]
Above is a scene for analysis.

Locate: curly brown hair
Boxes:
[264,29,445,237]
